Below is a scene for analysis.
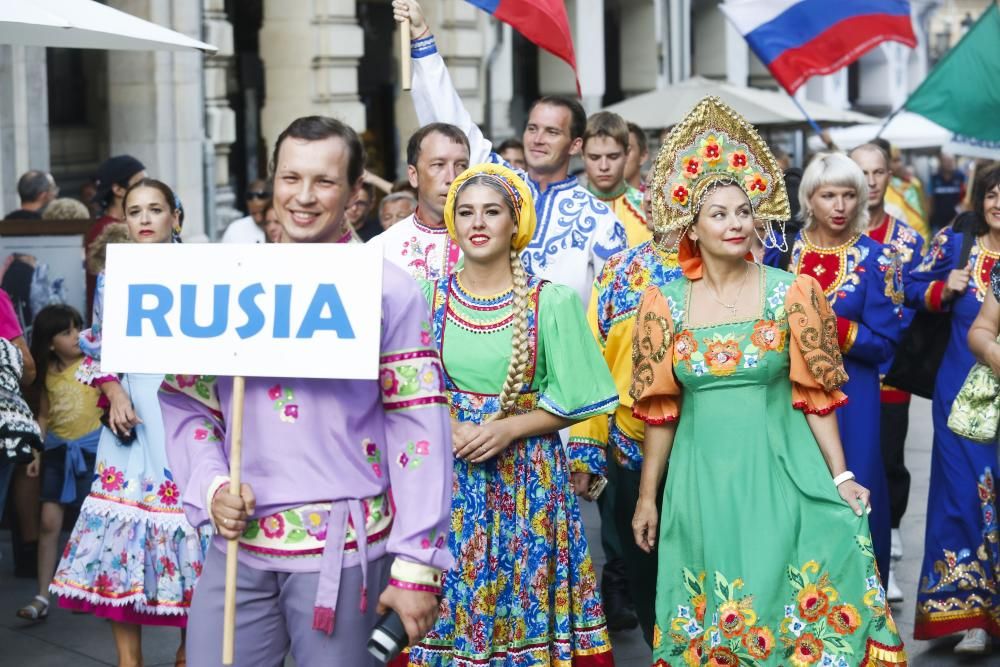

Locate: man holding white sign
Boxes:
[154,117,453,665]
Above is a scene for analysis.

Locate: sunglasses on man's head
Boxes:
[247,190,271,200]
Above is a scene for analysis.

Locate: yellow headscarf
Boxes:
[444,163,536,252]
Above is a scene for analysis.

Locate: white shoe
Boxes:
[954,628,989,654]
[890,528,903,560]
[886,568,903,603]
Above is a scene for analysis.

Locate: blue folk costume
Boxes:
[905,227,1000,639]
[766,231,904,583]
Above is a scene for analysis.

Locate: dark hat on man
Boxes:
[92,155,145,203]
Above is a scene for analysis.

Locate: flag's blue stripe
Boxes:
[747,0,911,64]
[465,0,500,14]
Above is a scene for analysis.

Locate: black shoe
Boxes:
[602,559,639,632]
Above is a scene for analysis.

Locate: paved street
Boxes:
[0,397,995,665]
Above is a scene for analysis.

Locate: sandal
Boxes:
[16,595,49,621]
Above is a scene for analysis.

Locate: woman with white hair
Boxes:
[766,152,904,586]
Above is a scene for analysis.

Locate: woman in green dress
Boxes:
[629,97,907,667]
[405,163,618,666]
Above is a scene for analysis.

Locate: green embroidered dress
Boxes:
[631,265,907,667]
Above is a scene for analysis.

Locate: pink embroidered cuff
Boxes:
[390,558,443,594]
[388,578,441,594]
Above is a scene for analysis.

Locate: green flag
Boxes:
[905,3,1000,142]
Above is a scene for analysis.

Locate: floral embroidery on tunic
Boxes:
[267,384,298,423]
[239,495,393,559]
[363,438,382,478]
[397,440,430,470]
[193,420,222,442]
[380,349,448,411]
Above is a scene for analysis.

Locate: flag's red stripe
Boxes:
[493,0,577,69]
[768,14,916,93]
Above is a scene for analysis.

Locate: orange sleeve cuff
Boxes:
[925,280,946,312]
[836,317,858,353]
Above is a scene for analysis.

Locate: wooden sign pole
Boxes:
[400,19,412,91]
[221,375,246,665]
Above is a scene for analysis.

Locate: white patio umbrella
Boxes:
[0,0,216,52]
[604,76,876,129]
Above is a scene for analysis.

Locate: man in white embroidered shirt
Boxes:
[393,0,626,304]
[368,123,470,280]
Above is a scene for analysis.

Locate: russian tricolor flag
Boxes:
[721,0,917,94]
[465,0,578,88]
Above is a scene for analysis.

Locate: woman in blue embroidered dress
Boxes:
[765,153,904,585]
[908,163,1000,653]
[49,180,208,667]
[403,163,619,666]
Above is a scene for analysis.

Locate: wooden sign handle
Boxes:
[222,375,246,665]
[400,19,412,91]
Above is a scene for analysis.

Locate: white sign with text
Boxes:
[101,243,383,379]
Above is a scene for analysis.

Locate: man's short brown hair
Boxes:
[583,111,629,151]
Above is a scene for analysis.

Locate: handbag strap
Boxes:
[955,213,976,268]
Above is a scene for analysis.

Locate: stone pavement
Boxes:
[0,397,995,665]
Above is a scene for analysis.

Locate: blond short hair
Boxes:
[42,197,90,220]
[799,152,869,234]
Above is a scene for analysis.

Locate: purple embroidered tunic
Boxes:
[158,260,454,629]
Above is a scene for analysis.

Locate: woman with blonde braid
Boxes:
[406,163,619,666]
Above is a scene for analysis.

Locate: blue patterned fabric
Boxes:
[905,227,1000,638]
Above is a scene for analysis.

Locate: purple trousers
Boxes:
[187,546,390,666]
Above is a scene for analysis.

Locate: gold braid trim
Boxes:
[787,286,849,392]
[629,306,673,403]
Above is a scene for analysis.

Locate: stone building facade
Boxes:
[0,0,984,239]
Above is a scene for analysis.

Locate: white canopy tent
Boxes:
[604,76,877,129]
[0,0,216,52]
[807,112,951,152]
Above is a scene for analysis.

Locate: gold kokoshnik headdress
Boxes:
[649,96,790,245]
[444,163,537,252]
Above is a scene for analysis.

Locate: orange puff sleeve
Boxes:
[629,286,681,424]
[786,275,850,414]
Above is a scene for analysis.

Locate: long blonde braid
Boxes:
[485,248,533,422]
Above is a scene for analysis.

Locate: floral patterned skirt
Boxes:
[49,373,209,624]
[404,390,614,666]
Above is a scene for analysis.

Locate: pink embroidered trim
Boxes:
[93,375,119,387]
[380,349,440,364]
[384,395,449,411]
[237,522,394,557]
[388,578,442,595]
[240,543,326,557]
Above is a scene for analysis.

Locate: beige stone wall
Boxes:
[259,0,366,160]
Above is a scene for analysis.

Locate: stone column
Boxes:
[0,46,49,215]
[620,0,657,96]
[203,0,240,237]
[259,0,366,155]
[106,0,208,240]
